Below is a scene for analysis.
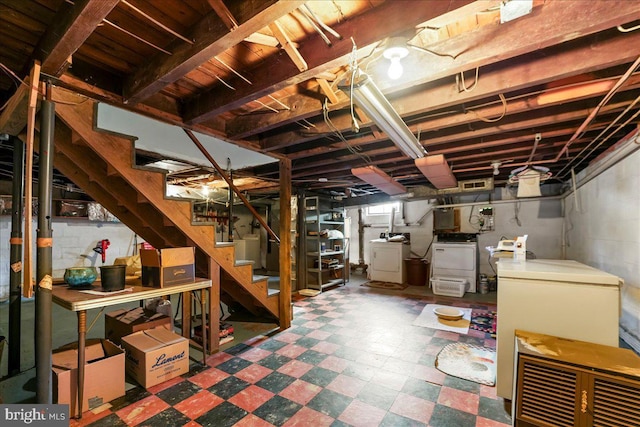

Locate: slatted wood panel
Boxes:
[517,356,579,427]
[591,375,640,426]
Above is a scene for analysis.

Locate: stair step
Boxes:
[267,277,280,297]
[235,260,254,267]
[252,274,270,282]
[216,242,235,248]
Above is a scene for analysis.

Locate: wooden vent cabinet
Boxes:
[514,330,640,427]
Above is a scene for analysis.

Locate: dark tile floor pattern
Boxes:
[70,284,511,427]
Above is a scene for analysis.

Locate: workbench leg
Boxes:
[76,310,86,419]
[200,288,207,366]
[181,291,192,339]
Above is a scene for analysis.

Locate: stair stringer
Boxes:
[52,90,278,320]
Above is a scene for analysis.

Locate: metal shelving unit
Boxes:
[302,196,345,293]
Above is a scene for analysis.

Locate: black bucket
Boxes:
[100,265,126,291]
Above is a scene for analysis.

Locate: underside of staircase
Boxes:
[49,88,282,353]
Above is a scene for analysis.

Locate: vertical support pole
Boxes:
[227,167,233,242]
[8,135,25,375]
[279,158,292,329]
[208,258,220,353]
[35,84,54,404]
[358,208,365,265]
[23,60,41,299]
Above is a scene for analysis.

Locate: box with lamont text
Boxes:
[52,339,125,416]
[121,328,189,388]
[140,247,195,287]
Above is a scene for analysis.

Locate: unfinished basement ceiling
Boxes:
[1,0,640,198]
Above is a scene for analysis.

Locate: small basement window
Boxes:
[365,201,401,216]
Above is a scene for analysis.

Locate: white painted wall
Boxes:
[346,195,564,279]
[0,218,140,301]
[564,148,640,353]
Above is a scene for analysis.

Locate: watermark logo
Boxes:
[1,405,68,426]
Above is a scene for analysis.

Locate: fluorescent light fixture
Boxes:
[340,74,426,159]
[415,154,458,189]
[351,165,407,195]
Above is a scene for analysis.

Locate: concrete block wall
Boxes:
[347,197,564,279]
[0,218,140,301]
[565,148,640,353]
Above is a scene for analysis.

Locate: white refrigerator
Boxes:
[496,259,622,399]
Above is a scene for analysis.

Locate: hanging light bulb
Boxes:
[491,161,501,176]
[387,57,404,80]
[202,184,210,197]
[383,37,409,80]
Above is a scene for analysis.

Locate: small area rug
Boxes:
[361,281,408,290]
[470,309,497,335]
[412,304,472,334]
[435,342,497,386]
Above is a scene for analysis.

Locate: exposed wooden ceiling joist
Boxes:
[123,0,306,104]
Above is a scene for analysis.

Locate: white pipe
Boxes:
[389,207,395,234]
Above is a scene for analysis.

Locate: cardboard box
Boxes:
[121,328,189,388]
[105,307,171,345]
[140,247,195,288]
[52,339,125,415]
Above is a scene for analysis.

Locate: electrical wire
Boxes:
[469,93,507,123]
[323,99,372,164]
[512,200,522,227]
[457,67,479,92]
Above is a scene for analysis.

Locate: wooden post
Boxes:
[279,158,292,328]
[23,61,41,298]
[208,258,221,353]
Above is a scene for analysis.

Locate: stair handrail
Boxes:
[184,129,280,244]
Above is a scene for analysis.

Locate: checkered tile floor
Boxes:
[70,283,511,427]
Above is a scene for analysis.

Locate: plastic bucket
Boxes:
[405,258,430,286]
[100,265,126,291]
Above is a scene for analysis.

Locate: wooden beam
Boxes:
[244,32,281,48]
[278,158,292,329]
[202,0,638,129]
[286,102,626,179]
[316,78,339,104]
[23,61,41,298]
[185,0,476,124]
[252,27,640,151]
[34,0,120,76]
[207,0,239,30]
[0,82,29,134]
[124,0,305,104]
[269,21,308,72]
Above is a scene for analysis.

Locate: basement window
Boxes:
[365,201,401,216]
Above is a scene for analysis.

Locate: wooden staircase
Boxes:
[50,89,281,352]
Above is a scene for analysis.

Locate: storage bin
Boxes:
[431,276,469,297]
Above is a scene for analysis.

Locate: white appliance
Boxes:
[243,234,261,269]
[369,239,411,284]
[496,259,622,399]
[431,242,478,293]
